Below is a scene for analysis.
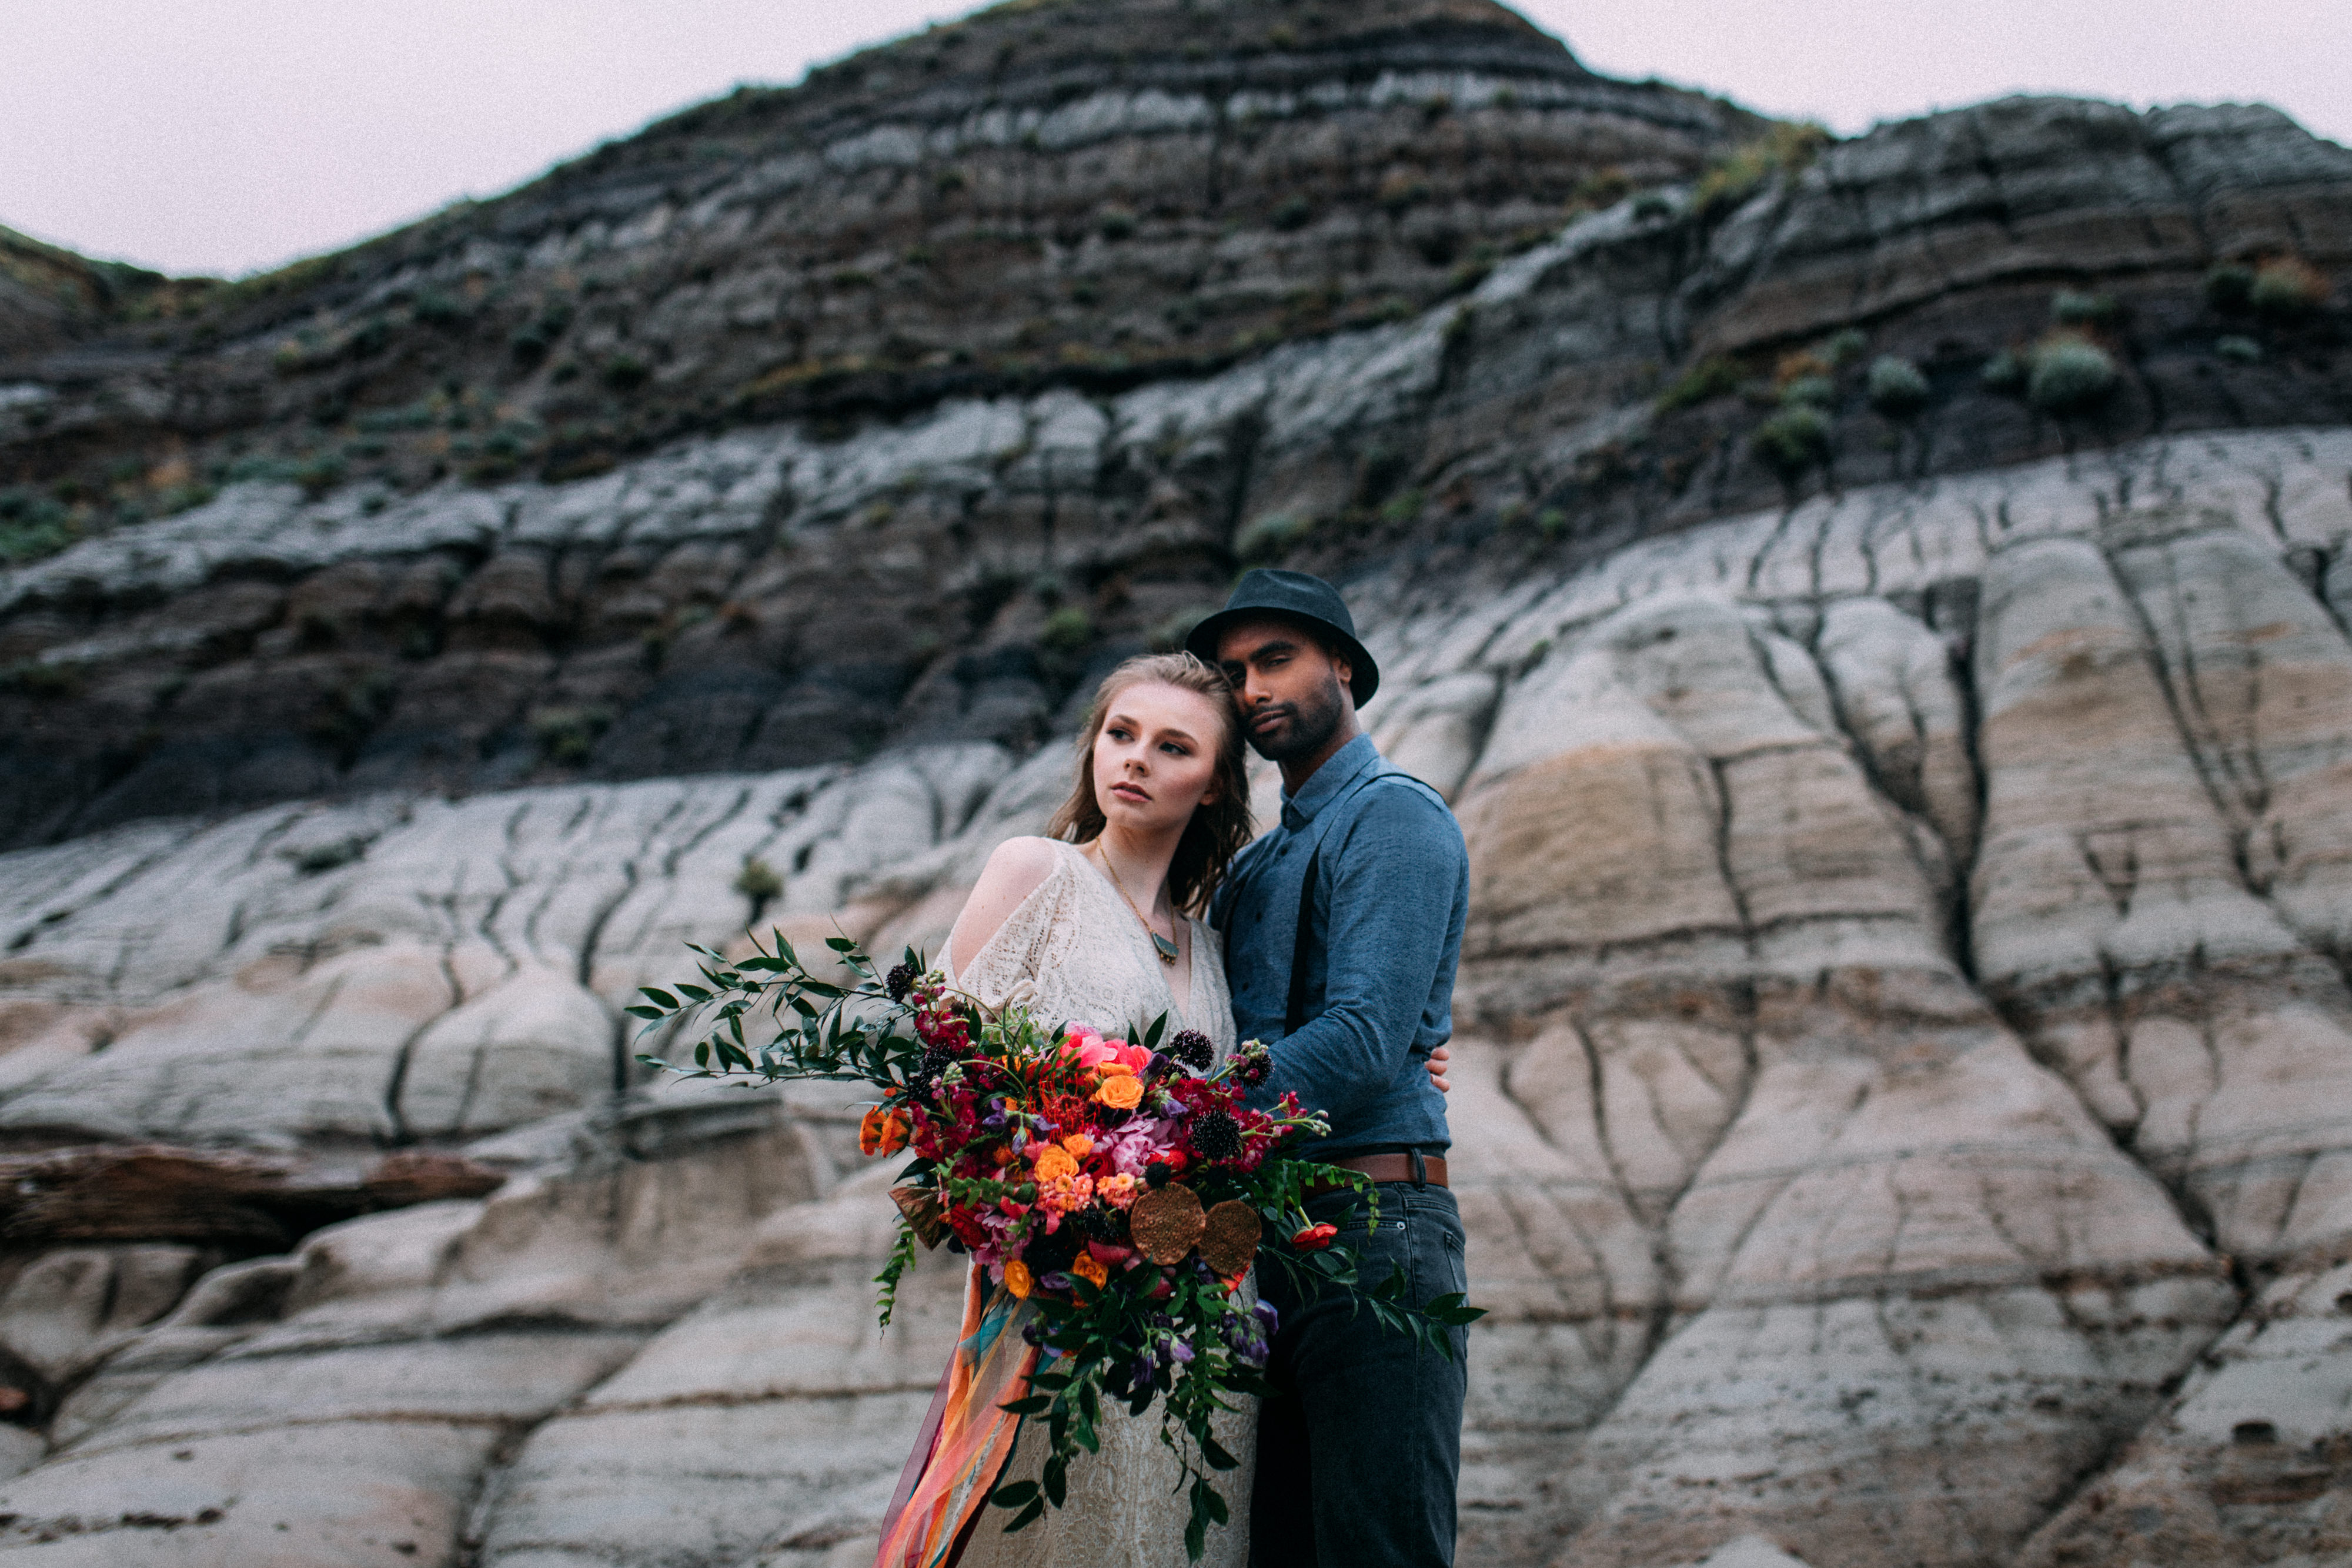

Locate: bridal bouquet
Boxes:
[629,930,1481,1560]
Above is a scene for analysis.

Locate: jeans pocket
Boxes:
[1405,1196,1466,1305]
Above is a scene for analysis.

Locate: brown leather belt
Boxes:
[1304,1152,1448,1197]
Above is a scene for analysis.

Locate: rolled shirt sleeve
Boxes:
[1251,781,1468,1146]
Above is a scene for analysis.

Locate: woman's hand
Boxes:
[1425,1042,1452,1094]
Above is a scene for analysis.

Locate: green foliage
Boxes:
[1378,489,1425,526]
[222,449,348,497]
[1822,327,1870,367]
[509,298,574,365]
[1375,170,1431,216]
[731,855,783,914]
[1234,511,1308,563]
[2205,263,2257,313]
[1630,192,1674,223]
[310,670,396,757]
[1779,375,1836,410]
[1980,350,2027,394]
[0,658,81,698]
[602,353,652,393]
[2026,335,2119,416]
[2250,257,2330,319]
[1536,507,1568,541]
[2051,289,2118,326]
[529,705,613,765]
[1752,405,1832,481]
[1866,355,1932,419]
[1693,121,1832,219]
[1040,605,1093,653]
[1656,356,1743,413]
[411,288,473,329]
[0,487,79,564]
[2215,335,2263,365]
[1147,604,1218,654]
[289,836,369,875]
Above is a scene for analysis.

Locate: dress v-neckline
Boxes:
[1068,841,1197,1030]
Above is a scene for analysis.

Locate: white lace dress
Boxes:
[951,837,1254,1568]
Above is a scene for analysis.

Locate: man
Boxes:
[1189,568,1471,1568]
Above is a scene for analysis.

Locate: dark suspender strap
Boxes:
[1284,845,1321,1037]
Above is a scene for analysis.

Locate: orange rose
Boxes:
[1061,1133,1094,1161]
[858,1105,909,1157]
[1071,1252,1109,1288]
[1004,1259,1033,1299]
[1033,1145,1080,1182]
[1093,1074,1144,1111]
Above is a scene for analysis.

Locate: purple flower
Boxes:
[1168,1339,1195,1365]
[1254,1300,1281,1334]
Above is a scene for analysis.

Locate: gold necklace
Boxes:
[1090,841,1181,966]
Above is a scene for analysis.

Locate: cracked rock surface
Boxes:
[0,427,2346,1564]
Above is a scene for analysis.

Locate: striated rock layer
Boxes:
[0,426,2347,1566]
[4,79,2347,848]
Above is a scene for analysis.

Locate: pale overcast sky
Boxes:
[5,0,2346,279]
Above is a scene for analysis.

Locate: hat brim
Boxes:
[1185,607,1380,708]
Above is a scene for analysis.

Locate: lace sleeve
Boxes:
[950,852,1078,1018]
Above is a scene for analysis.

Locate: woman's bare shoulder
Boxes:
[976,834,1067,895]
[948,837,1070,977]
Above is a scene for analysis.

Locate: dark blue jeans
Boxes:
[1250,1182,1469,1567]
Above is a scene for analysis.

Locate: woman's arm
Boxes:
[944,836,1062,979]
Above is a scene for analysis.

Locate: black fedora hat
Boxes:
[1185,569,1379,707]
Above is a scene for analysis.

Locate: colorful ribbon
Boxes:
[876,1268,1040,1568]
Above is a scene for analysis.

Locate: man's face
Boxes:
[1214,617,1352,764]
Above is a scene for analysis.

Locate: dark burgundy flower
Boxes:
[886,962,918,1002]
[1190,1108,1243,1164]
[1144,1161,1173,1189]
[1165,1029,1215,1073]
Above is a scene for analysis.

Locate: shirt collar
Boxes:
[1278,733,1382,831]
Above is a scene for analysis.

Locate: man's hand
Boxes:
[1425,1043,1451,1094]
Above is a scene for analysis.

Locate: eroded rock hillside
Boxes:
[1,2,2351,1564]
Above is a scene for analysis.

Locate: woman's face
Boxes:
[1090,681,1228,838]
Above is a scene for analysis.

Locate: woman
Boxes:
[878,650,1254,1568]
[878,652,1450,1566]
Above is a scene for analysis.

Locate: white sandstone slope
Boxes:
[0,427,2347,1566]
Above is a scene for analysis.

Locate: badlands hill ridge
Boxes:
[1,1,2350,1564]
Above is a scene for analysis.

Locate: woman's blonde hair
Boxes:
[1045,653,1253,916]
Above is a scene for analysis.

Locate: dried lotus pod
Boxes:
[891,1186,950,1249]
[1198,1200,1262,1276]
[1128,1181,1207,1265]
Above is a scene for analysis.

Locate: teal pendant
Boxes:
[1150,930,1181,965]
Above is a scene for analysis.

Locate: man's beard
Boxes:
[1245,674,1347,764]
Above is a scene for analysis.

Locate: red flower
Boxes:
[1290,1222,1338,1251]
[947,1209,990,1248]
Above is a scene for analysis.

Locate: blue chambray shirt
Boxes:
[1211,734,1468,1155]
